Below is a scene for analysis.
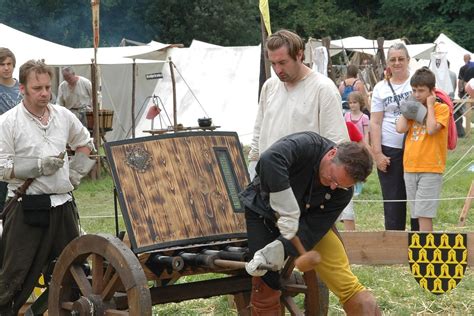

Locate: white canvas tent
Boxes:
[133,41,261,144]
[63,47,170,141]
[0,23,174,141]
[305,35,436,61]
[434,33,472,83]
[0,23,83,78]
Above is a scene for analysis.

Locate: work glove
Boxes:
[42,157,65,175]
[13,155,65,179]
[270,188,300,240]
[248,160,257,180]
[245,240,284,276]
[400,95,427,124]
[69,152,96,189]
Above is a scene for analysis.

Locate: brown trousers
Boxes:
[0,199,79,315]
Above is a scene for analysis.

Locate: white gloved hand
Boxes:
[41,156,65,175]
[69,169,82,189]
[277,216,299,240]
[69,152,96,189]
[248,160,258,180]
[270,188,300,240]
[245,240,284,276]
[13,155,65,179]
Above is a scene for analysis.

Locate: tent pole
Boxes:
[91,60,101,179]
[258,13,271,99]
[322,36,334,82]
[169,58,177,131]
[91,0,101,179]
[131,59,136,138]
[376,37,386,80]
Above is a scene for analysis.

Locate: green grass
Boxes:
[75,133,474,314]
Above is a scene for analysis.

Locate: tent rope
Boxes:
[171,63,210,118]
[78,194,474,219]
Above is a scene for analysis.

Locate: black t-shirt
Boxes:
[463,64,474,82]
[458,64,469,81]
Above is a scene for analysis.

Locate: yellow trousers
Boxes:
[313,229,366,304]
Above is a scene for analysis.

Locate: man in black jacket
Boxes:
[240,131,380,315]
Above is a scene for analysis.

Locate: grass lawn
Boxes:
[74,132,474,315]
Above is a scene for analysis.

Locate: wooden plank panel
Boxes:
[149,275,252,304]
[340,231,474,266]
[105,132,248,252]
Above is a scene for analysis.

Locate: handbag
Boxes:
[22,194,51,227]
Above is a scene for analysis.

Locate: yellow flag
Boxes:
[259,0,271,35]
[91,0,100,48]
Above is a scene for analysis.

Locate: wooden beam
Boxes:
[149,275,251,305]
[340,231,474,266]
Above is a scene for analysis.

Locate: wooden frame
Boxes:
[341,231,473,266]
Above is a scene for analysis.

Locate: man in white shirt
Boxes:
[0,60,95,315]
[56,66,92,126]
[245,29,378,315]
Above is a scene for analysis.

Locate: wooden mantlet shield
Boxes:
[104,132,249,253]
[408,232,468,294]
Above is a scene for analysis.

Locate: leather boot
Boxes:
[250,277,281,315]
[343,290,381,316]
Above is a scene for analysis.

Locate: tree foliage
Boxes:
[0,0,472,51]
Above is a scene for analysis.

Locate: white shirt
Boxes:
[430,52,453,96]
[56,76,92,110]
[0,102,92,204]
[249,71,349,161]
[371,79,412,149]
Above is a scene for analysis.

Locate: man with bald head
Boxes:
[56,66,92,126]
[456,54,473,137]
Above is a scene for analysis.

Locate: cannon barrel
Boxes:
[202,249,249,262]
[148,254,185,271]
[178,251,278,272]
[179,252,217,268]
[225,246,248,253]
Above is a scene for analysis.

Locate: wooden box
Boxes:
[86,109,114,131]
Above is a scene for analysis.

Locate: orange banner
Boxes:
[91,0,100,48]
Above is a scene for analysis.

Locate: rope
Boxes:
[353,196,473,203]
[78,194,473,219]
[172,63,210,118]
[81,214,123,219]
[443,159,474,183]
[443,145,474,179]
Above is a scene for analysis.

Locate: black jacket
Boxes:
[239,131,353,256]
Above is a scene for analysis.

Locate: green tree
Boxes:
[142,0,260,46]
[1,0,473,51]
[375,0,474,50]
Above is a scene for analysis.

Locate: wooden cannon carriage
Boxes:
[44,131,327,315]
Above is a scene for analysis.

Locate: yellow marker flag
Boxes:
[259,0,272,35]
[91,0,100,48]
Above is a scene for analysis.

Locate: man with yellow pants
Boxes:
[241,132,380,315]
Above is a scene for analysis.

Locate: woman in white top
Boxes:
[370,43,417,231]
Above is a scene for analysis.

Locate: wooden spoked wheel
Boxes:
[48,233,152,315]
